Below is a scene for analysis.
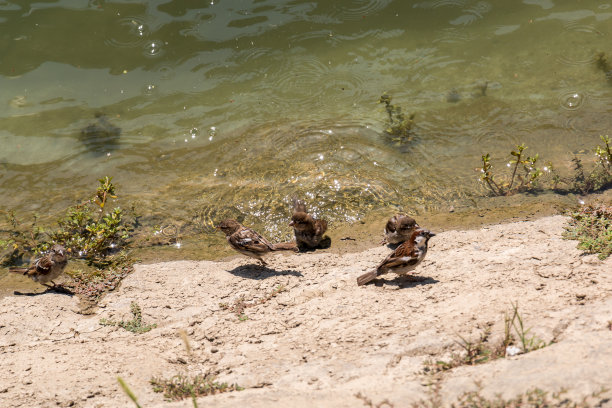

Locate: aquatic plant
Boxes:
[48,176,131,267]
[0,176,132,269]
[563,135,612,194]
[479,136,612,196]
[596,51,612,82]
[378,94,416,145]
[479,144,543,196]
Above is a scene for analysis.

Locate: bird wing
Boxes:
[315,219,328,236]
[34,255,54,275]
[230,228,273,253]
[377,244,420,271]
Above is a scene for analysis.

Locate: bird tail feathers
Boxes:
[292,197,307,213]
[271,242,299,252]
[8,267,28,275]
[357,270,378,286]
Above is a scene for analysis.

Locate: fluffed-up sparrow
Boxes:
[289,198,329,250]
[216,219,298,266]
[381,213,419,245]
[9,244,68,288]
[358,229,435,286]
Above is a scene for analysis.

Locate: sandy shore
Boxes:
[1,215,611,407]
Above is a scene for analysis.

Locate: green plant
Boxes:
[379,94,416,145]
[117,377,142,408]
[424,304,545,374]
[219,285,287,321]
[355,391,394,408]
[596,51,612,82]
[1,176,133,270]
[508,302,547,353]
[415,382,609,407]
[67,264,132,302]
[150,374,242,401]
[49,176,131,268]
[479,137,612,197]
[479,144,543,196]
[100,302,157,333]
[564,203,612,260]
[0,210,45,266]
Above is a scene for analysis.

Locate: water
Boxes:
[1,0,612,266]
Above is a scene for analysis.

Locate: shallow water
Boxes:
[1,0,612,266]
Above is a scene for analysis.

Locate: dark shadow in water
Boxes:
[227,265,302,279]
[374,275,439,289]
[13,285,74,297]
[79,112,121,156]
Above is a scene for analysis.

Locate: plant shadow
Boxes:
[374,275,439,289]
[227,265,303,280]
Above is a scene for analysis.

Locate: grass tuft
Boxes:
[100,301,157,333]
[150,374,242,401]
[564,202,612,260]
[117,377,142,408]
[424,303,546,374]
[219,285,286,321]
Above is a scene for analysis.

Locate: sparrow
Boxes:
[358,229,435,286]
[289,198,329,250]
[216,219,298,266]
[8,244,68,288]
[381,213,419,245]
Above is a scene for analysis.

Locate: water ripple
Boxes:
[104,16,149,49]
[328,0,394,21]
[262,55,367,108]
[558,91,585,111]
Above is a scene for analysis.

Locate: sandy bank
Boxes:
[0,215,611,407]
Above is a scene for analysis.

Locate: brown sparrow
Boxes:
[358,229,435,286]
[9,244,68,288]
[289,198,329,250]
[381,213,419,245]
[216,219,297,266]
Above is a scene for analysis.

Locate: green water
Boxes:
[1,0,612,274]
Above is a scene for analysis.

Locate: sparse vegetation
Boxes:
[0,176,138,303]
[564,203,612,260]
[415,383,609,408]
[117,377,142,408]
[219,285,286,321]
[479,136,612,196]
[150,374,242,401]
[424,303,546,374]
[378,94,416,145]
[100,302,157,333]
[355,391,394,408]
[48,176,131,268]
[596,51,612,82]
[479,144,543,196]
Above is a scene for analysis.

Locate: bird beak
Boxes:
[429,232,436,237]
[289,221,294,226]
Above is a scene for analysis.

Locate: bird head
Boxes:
[289,212,311,230]
[215,219,241,236]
